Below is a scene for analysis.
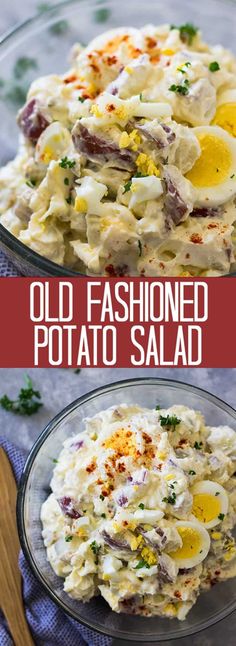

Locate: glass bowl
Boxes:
[17,377,236,642]
[0,0,236,275]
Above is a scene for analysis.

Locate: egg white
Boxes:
[191,480,229,528]
[186,125,236,206]
[169,520,210,569]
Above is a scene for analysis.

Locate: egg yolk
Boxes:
[212,103,236,138]
[104,429,136,457]
[192,493,221,524]
[186,133,232,187]
[169,527,202,560]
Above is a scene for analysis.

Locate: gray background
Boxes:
[0,1,236,645]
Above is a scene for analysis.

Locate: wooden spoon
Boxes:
[0,447,34,646]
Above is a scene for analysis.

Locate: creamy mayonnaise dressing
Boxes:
[41,403,236,619]
[1,24,236,275]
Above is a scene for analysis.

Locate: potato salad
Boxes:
[41,404,236,619]
[1,23,236,276]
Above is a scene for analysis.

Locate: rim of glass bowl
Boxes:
[0,0,236,277]
[17,376,236,641]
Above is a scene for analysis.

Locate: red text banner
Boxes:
[0,277,235,368]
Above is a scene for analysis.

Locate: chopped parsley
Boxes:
[135,559,150,569]
[162,492,176,505]
[170,23,199,45]
[138,503,145,509]
[101,513,106,518]
[215,492,220,496]
[138,240,142,257]
[209,61,220,72]
[26,178,36,188]
[100,494,105,501]
[65,535,73,542]
[123,179,132,193]
[74,368,81,374]
[169,79,190,95]
[59,156,76,169]
[90,540,101,563]
[64,177,70,186]
[94,7,111,24]
[155,405,161,411]
[13,57,38,80]
[5,85,27,107]
[189,470,196,475]
[139,92,144,101]
[230,174,235,179]
[51,458,58,464]
[0,374,42,416]
[50,20,69,36]
[177,61,192,73]
[194,441,203,450]
[78,96,86,103]
[159,414,181,429]
[218,513,225,521]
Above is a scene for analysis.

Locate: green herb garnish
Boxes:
[218,513,225,521]
[50,20,69,36]
[74,368,81,374]
[90,540,101,563]
[64,177,70,186]
[94,7,110,23]
[52,458,58,464]
[209,61,220,72]
[65,535,73,542]
[100,494,105,501]
[123,179,132,193]
[162,492,176,505]
[0,374,42,416]
[169,79,190,95]
[159,414,181,429]
[138,240,142,257]
[194,441,203,450]
[189,470,196,475]
[135,559,150,569]
[26,178,36,188]
[138,503,145,509]
[177,61,191,73]
[5,85,27,107]
[78,96,86,103]
[59,156,76,169]
[66,196,72,205]
[14,57,38,80]
[101,513,106,518]
[215,492,220,496]
[155,405,161,411]
[170,23,199,45]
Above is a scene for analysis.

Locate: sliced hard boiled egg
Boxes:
[191,480,228,528]
[36,121,72,164]
[212,89,236,138]
[185,125,236,206]
[168,520,210,569]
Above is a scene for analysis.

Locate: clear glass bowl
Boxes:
[0,0,236,275]
[17,377,236,642]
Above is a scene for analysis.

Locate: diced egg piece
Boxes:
[212,89,236,137]
[74,176,107,214]
[36,121,72,164]
[191,480,228,528]
[133,508,164,523]
[186,125,236,206]
[129,176,163,207]
[169,520,210,569]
